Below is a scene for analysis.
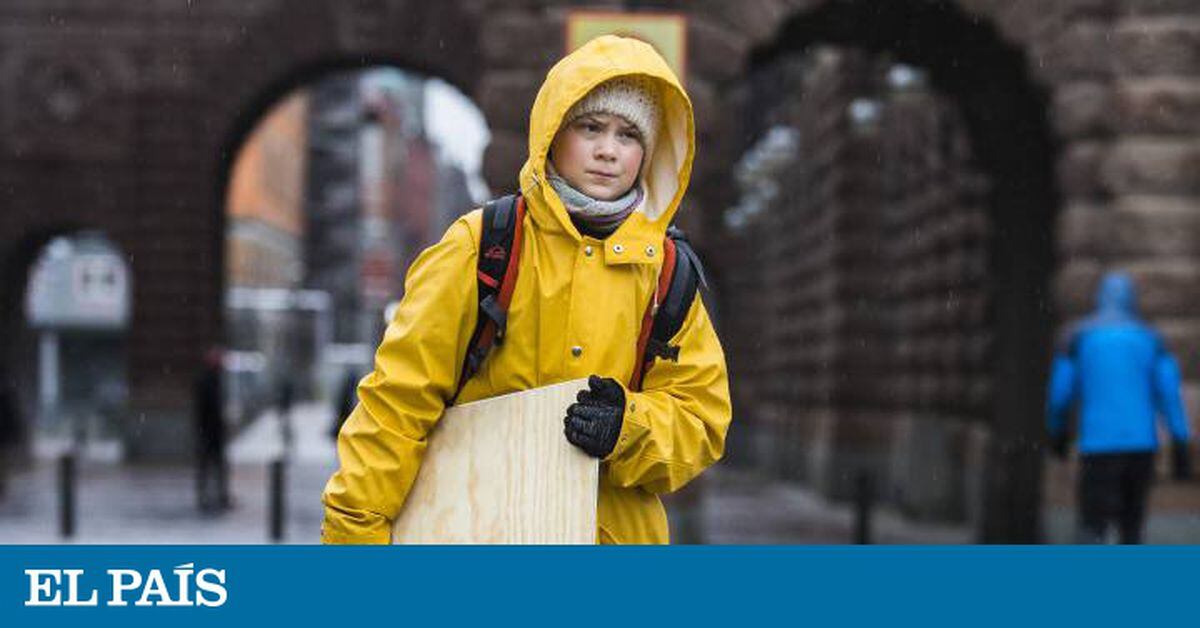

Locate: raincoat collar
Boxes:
[518,35,695,250]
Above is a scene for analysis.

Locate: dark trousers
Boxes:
[1078,452,1154,544]
[196,445,230,512]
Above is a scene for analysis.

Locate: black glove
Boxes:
[564,375,625,459]
[1049,432,1069,460]
[1172,442,1192,481]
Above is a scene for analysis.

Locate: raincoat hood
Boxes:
[519,35,695,241]
[1095,272,1137,316]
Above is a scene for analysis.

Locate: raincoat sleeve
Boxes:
[1152,348,1191,444]
[321,216,479,544]
[605,295,731,494]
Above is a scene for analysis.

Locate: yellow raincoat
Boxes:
[322,35,732,544]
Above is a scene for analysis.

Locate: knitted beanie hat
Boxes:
[564,76,661,155]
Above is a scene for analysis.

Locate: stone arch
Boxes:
[199,0,485,343]
[207,0,482,173]
[110,0,488,458]
[722,0,1064,542]
[1,224,125,452]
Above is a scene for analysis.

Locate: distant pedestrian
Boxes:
[1046,272,1192,544]
[194,347,231,513]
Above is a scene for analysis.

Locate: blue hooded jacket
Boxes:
[1046,272,1191,454]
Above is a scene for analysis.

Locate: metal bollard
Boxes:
[59,453,76,539]
[269,458,286,543]
[854,471,873,545]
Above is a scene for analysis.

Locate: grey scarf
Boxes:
[546,164,642,236]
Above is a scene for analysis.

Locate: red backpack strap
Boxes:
[630,226,706,392]
[630,237,678,391]
[450,194,524,405]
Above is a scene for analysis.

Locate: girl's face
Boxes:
[549,112,645,201]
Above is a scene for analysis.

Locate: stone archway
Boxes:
[120,0,484,458]
[698,0,1200,543]
[1,227,94,456]
[715,0,1076,542]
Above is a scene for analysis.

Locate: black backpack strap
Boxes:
[632,226,706,391]
[649,229,703,360]
[666,226,708,291]
[451,194,522,405]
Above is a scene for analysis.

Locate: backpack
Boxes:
[450,193,707,404]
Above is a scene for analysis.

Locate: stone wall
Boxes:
[726,45,996,523]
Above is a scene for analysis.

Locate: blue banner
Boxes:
[1,546,1195,627]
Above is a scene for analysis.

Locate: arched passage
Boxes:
[106,0,484,460]
[216,61,487,428]
[729,0,1059,542]
[3,229,132,460]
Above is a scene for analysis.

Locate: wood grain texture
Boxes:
[391,379,598,544]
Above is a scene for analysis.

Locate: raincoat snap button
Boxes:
[584,246,594,257]
[571,346,583,357]
[613,244,624,254]
[646,246,655,257]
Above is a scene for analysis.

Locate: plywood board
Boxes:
[392,379,598,544]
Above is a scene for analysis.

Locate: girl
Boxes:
[322,35,731,544]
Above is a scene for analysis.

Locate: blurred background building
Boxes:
[0,0,1198,543]
[223,69,475,428]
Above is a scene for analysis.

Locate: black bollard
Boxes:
[269,458,285,542]
[854,471,873,545]
[59,453,75,539]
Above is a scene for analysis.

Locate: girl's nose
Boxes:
[594,135,618,160]
[592,140,614,160]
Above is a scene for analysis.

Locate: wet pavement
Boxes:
[0,403,337,544]
[2,403,1194,544]
[671,469,971,544]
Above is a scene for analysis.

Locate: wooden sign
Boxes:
[565,11,688,82]
[392,379,598,544]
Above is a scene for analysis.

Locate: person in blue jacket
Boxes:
[1047,271,1192,543]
